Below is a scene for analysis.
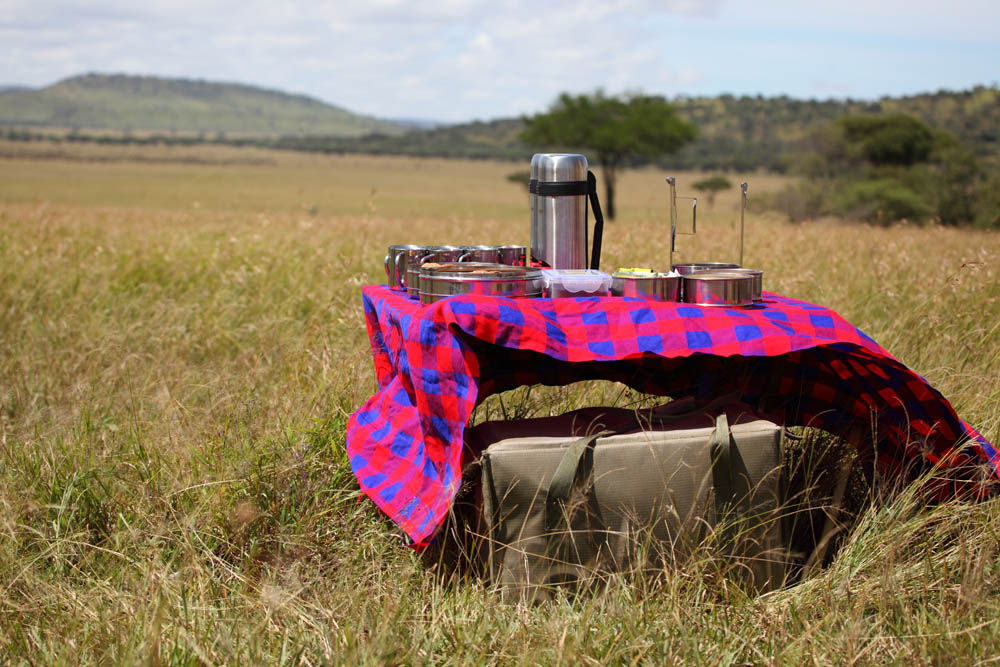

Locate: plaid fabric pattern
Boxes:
[348,286,997,546]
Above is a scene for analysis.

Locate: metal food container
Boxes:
[610,271,681,301]
[675,264,763,302]
[418,263,544,305]
[717,268,763,302]
[681,271,755,307]
[671,262,741,275]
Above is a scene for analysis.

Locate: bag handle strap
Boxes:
[709,412,752,551]
[544,429,615,532]
[709,412,735,525]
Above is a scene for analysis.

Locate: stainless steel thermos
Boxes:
[530,153,602,270]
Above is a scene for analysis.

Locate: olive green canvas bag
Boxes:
[477,404,787,602]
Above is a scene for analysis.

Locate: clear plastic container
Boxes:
[541,269,613,298]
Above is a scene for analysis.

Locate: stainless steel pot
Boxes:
[418,263,543,305]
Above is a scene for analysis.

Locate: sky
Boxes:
[2,0,998,123]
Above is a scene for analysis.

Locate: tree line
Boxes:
[4,85,997,227]
[766,113,999,228]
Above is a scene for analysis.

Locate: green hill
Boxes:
[0,73,406,137]
[3,75,997,171]
[269,118,528,159]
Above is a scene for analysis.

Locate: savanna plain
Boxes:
[2,142,1000,664]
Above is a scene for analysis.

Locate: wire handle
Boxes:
[740,182,749,267]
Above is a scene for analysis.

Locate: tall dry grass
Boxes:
[1,144,999,663]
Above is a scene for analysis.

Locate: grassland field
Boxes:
[1,141,999,663]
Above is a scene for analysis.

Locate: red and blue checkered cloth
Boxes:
[347,285,997,546]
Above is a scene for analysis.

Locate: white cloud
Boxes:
[726,0,1000,42]
[0,0,997,121]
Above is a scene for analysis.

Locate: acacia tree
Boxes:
[521,91,697,219]
[692,175,732,208]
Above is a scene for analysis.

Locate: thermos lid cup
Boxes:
[530,154,588,184]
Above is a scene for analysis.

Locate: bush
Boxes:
[834,179,933,224]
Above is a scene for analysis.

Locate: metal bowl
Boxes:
[681,270,755,307]
[418,262,543,305]
[610,272,681,301]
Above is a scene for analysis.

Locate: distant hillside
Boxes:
[3,77,997,172]
[0,73,406,137]
[269,118,527,160]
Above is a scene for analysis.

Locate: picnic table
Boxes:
[346,285,997,546]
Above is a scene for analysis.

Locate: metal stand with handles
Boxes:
[666,177,750,269]
[666,176,698,271]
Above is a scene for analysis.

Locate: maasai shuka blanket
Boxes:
[347,285,997,546]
